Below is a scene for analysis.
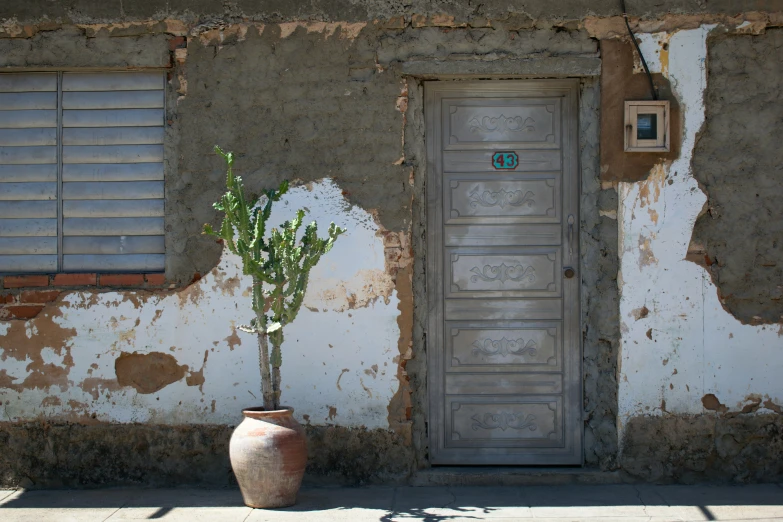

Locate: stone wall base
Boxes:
[620,414,783,483]
[0,422,412,488]
[3,415,782,487]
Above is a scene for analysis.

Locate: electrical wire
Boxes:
[621,0,658,100]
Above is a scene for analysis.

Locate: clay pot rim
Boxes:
[241,406,294,420]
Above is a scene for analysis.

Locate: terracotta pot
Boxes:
[229,407,307,508]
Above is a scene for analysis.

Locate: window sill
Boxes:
[0,273,170,320]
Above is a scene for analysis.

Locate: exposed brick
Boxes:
[36,22,61,32]
[684,253,705,265]
[165,20,189,36]
[20,290,61,304]
[144,274,166,286]
[100,274,145,286]
[0,293,17,305]
[168,35,186,50]
[4,275,49,288]
[380,16,407,29]
[430,14,457,27]
[384,248,403,267]
[382,232,402,248]
[4,305,44,320]
[52,273,97,286]
[411,14,427,27]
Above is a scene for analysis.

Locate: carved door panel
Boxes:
[426,80,581,465]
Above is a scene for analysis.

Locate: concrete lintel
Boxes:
[0,33,170,69]
[400,56,601,78]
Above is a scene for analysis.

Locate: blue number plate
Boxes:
[492,151,519,170]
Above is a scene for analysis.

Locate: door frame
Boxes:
[424,79,583,466]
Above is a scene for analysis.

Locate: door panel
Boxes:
[447,248,561,298]
[446,397,562,446]
[444,224,562,247]
[444,375,563,395]
[445,175,560,224]
[447,322,561,371]
[426,80,581,465]
[443,150,561,172]
[444,298,563,321]
[443,98,561,149]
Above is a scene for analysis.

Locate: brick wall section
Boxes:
[52,274,97,286]
[0,274,171,321]
[3,275,49,288]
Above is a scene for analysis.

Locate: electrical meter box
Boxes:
[624,100,670,152]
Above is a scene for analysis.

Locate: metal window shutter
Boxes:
[0,73,58,273]
[61,72,165,272]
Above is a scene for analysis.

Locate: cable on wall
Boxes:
[621,0,658,100]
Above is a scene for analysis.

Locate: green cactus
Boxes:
[205,146,345,410]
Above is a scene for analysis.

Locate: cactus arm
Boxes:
[205,146,343,412]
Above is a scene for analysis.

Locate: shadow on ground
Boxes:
[1,484,782,521]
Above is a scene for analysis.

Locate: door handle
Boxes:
[564,267,576,279]
[567,214,575,261]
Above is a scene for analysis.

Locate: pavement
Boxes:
[1,484,782,521]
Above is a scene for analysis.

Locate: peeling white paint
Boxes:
[617,26,783,449]
[0,179,399,429]
[635,32,671,78]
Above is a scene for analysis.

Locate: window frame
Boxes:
[624,100,670,153]
[0,69,168,276]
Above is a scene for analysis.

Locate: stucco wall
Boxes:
[0,13,605,486]
[1,179,416,485]
[691,28,783,325]
[1,3,782,486]
[579,78,621,469]
[2,180,403,427]
[616,25,783,482]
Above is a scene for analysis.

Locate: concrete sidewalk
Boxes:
[1,484,782,521]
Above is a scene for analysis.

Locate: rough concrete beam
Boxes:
[0,30,169,69]
[2,1,783,25]
[400,57,601,78]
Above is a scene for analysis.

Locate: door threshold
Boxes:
[410,467,630,487]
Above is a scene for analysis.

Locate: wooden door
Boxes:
[425,80,581,465]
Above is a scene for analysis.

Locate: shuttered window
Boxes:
[0,71,165,274]
[0,73,59,273]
